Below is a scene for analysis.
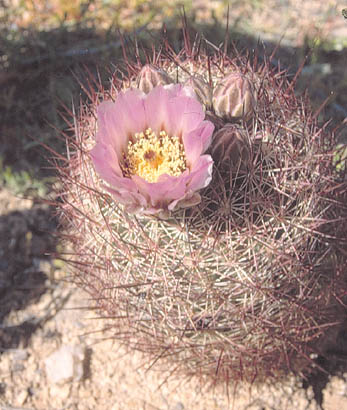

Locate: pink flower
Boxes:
[90,84,214,217]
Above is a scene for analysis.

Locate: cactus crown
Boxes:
[56,29,347,385]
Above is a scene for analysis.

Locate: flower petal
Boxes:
[183,121,215,165]
[186,154,213,191]
[168,192,201,211]
[168,94,205,136]
[143,86,173,134]
[104,184,149,215]
[144,85,205,137]
[132,173,188,208]
[97,89,146,158]
[90,143,122,184]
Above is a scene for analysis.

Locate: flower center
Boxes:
[122,128,187,183]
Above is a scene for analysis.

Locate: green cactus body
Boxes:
[57,35,347,384]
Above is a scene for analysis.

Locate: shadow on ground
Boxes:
[0,202,58,349]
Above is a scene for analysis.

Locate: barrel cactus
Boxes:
[56,32,347,384]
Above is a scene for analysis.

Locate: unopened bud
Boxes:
[137,64,173,94]
[210,125,249,170]
[212,71,255,120]
[184,75,212,109]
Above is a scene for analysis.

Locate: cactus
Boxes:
[55,32,347,385]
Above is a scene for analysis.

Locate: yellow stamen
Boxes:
[122,128,187,183]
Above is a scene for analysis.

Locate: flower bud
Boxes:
[137,64,173,94]
[212,71,255,120]
[210,125,249,170]
[184,75,212,109]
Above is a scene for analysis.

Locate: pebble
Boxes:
[170,402,185,410]
[49,383,71,401]
[16,389,29,406]
[11,349,29,362]
[44,344,85,384]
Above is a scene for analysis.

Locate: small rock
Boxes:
[0,381,6,394]
[49,383,71,401]
[170,402,184,410]
[323,374,347,410]
[11,348,29,361]
[16,389,29,406]
[12,361,25,372]
[44,344,85,384]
